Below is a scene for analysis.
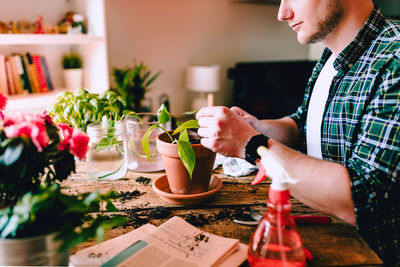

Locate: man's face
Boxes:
[278,0,344,44]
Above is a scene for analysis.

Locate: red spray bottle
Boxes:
[247,146,306,267]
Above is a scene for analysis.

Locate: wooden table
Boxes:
[62,163,383,267]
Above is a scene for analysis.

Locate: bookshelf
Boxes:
[1,0,109,113]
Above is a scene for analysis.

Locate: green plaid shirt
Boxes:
[289,8,400,266]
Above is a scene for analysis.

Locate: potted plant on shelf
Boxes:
[0,94,127,265]
[112,60,161,112]
[47,88,139,180]
[143,105,216,195]
[62,51,83,91]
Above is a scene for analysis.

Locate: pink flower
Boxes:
[3,112,49,152]
[0,93,7,111]
[70,130,90,160]
[57,123,89,159]
[57,123,74,151]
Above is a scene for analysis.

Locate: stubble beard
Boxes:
[306,0,344,44]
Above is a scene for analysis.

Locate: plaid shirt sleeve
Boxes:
[346,54,400,261]
[348,55,400,210]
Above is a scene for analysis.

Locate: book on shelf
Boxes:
[69,216,248,267]
[40,56,53,90]
[9,55,25,95]
[0,52,55,96]
[0,54,8,95]
[31,54,49,93]
[5,58,16,95]
[25,52,41,93]
[18,54,32,93]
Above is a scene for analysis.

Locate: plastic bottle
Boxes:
[248,146,306,267]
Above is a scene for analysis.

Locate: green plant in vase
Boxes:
[48,88,134,132]
[112,60,161,112]
[62,52,83,91]
[47,88,140,180]
[62,52,82,69]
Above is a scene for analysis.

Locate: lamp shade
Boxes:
[185,65,220,93]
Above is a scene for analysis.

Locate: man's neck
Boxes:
[322,0,374,55]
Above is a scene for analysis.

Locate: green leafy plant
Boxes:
[0,183,127,252]
[62,52,82,69]
[47,88,137,132]
[112,60,161,111]
[142,105,200,178]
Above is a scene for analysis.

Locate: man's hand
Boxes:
[196,106,259,158]
[230,106,259,128]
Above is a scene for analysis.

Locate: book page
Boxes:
[117,216,239,267]
[69,216,247,267]
[69,224,156,266]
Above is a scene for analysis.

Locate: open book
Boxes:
[69,216,247,267]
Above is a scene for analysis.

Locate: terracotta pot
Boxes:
[156,131,216,195]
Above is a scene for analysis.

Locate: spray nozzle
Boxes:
[251,146,298,191]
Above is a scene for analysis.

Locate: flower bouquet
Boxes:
[0,105,88,204]
[0,94,127,265]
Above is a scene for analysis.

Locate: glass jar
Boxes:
[86,122,127,180]
[126,113,166,172]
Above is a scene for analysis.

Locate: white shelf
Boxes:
[1,0,109,113]
[0,34,105,45]
[7,89,66,113]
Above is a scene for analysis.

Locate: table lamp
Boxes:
[185,65,220,109]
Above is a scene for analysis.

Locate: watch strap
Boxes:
[244,134,270,165]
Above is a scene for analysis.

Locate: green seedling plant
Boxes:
[142,105,200,179]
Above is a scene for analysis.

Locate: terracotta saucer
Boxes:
[152,174,222,205]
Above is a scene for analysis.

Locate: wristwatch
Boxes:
[244,134,270,165]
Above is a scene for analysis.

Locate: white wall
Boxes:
[106,0,309,115]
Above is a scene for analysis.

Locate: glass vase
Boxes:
[86,122,127,180]
[126,113,165,172]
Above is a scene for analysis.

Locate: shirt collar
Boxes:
[319,7,385,71]
[331,7,385,72]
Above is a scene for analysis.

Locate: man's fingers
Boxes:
[196,106,218,118]
[200,137,216,151]
[230,106,246,116]
[196,106,230,119]
[197,116,219,128]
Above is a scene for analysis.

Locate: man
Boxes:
[196,0,400,265]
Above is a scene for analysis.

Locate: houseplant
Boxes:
[0,94,127,265]
[62,51,83,90]
[47,88,139,180]
[143,105,216,194]
[112,60,161,112]
[47,88,131,132]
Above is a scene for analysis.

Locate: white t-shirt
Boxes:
[306,55,337,159]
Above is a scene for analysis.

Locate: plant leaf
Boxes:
[157,104,171,124]
[2,139,24,166]
[179,129,189,143]
[142,123,159,162]
[177,140,195,179]
[182,110,199,115]
[172,120,200,136]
